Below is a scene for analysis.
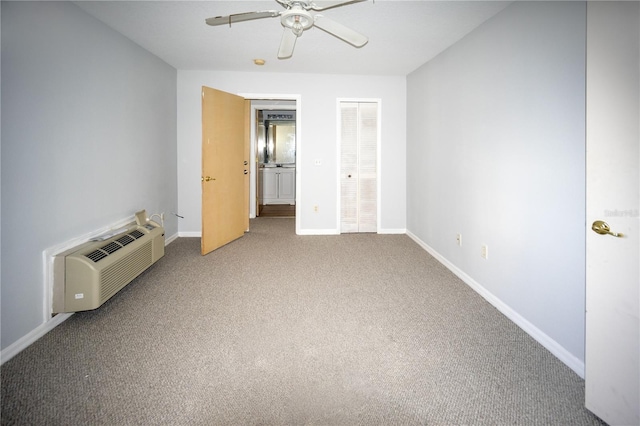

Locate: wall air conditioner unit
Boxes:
[52,218,164,313]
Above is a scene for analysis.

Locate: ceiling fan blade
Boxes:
[205,10,280,26]
[309,0,368,12]
[313,15,368,47]
[278,28,298,59]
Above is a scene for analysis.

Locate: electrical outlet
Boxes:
[456,234,462,247]
[314,205,319,212]
[481,245,489,259]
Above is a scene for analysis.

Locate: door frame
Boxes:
[336,98,382,234]
[241,93,302,235]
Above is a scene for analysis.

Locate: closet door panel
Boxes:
[358,102,378,233]
[340,101,378,233]
[341,103,359,233]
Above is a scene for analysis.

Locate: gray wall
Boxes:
[1,2,178,350]
[407,2,587,367]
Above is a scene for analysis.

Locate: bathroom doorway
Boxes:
[253,103,297,218]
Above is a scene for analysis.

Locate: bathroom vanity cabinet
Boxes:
[259,167,295,205]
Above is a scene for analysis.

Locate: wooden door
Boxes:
[585,2,639,424]
[201,87,246,255]
[340,101,378,233]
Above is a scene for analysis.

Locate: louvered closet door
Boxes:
[340,101,378,233]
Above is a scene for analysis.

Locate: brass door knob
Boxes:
[592,220,624,238]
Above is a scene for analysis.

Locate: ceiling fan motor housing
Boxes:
[281,8,313,36]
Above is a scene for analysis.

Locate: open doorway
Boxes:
[245,98,299,223]
[256,108,296,217]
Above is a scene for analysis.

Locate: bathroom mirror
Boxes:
[267,122,296,164]
[257,110,296,165]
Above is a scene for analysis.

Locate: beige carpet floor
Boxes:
[1,218,604,425]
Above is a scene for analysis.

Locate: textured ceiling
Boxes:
[75,1,511,76]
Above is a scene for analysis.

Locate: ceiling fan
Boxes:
[205,0,370,59]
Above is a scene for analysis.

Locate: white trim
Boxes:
[376,102,382,233]
[239,93,302,236]
[178,231,202,238]
[165,233,179,245]
[336,98,382,234]
[378,228,407,235]
[336,103,341,232]
[297,228,340,236]
[1,313,73,365]
[406,230,585,379]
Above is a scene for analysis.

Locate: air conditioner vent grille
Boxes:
[116,235,135,246]
[86,236,139,263]
[101,242,122,254]
[100,241,152,303]
[86,250,108,263]
[130,230,145,239]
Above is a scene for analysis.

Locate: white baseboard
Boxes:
[178,232,201,238]
[406,230,585,379]
[378,228,407,235]
[1,313,73,365]
[165,232,179,245]
[297,229,340,235]
[297,228,407,236]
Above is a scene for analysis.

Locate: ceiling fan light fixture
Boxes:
[281,9,313,34]
[292,20,304,37]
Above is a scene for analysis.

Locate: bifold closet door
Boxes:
[340,101,378,233]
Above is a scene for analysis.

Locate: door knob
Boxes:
[201,176,215,182]
[592,220,624,238]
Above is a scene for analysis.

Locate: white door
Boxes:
[585,2,639,425]
[340,101,379,233]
